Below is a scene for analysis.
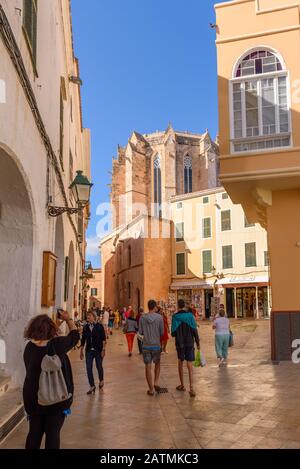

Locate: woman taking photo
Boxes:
[124,310,138,357]
[23,312,79,450]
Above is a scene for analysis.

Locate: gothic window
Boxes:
[153,154,162,218]
[231,49,290,153]
[184,155,192,194]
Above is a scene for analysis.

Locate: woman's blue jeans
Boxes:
[86,350,103,387]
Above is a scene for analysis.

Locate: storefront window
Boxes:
[177,290,192,305]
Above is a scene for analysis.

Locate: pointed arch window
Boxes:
[154,154,162,218]
[231,49,291,153]
[184,155,193,194]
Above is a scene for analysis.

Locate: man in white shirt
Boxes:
[102,308,110,338]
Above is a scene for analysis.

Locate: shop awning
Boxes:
[216,275,269,286]
[170,279,214,290]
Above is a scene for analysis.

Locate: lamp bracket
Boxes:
[48,205,81,217]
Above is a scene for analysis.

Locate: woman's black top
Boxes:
[23,330,80,416]
[81,323,106,353]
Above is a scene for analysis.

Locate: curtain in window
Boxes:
[175,223,184,242]
[232,50,290,152]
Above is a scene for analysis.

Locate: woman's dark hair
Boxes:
[24,314,58,341]
[178,299,185,309]
[128,310,135,319]
[219,309,226,317]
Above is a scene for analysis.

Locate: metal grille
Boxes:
[0,406,25,444]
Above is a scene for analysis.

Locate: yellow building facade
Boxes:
[170,188,270,319]
[215,0,300,359]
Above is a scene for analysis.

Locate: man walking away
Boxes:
[139,300,164,396]
[171,299,200,398]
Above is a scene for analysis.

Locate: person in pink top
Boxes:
[125,306,133,319]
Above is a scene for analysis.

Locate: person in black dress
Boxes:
[80,311,107,394]
[23,312,79,449]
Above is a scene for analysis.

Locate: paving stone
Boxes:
[2,320,300,449]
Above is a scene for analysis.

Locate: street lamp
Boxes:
[48,171,93,217]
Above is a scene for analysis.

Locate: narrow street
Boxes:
[2,320,300,450]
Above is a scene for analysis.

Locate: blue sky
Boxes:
[71,0,224,267]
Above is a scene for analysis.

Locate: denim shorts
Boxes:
[177,347,195,362]
[142,349,161,364]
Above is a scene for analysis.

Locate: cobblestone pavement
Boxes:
[2,319,300,449]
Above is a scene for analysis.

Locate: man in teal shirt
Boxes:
[172,299,200,398]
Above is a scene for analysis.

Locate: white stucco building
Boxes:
[0,0,91,387]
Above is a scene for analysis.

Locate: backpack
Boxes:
[38,341,71,406]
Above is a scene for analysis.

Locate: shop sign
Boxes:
[228,275,256,283]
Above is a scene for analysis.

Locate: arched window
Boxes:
[153,154,162,217]
[184,155,193,193]
[231,48,290,153]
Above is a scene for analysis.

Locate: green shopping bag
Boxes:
[194,350,201,368]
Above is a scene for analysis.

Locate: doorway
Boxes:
[204,289,214,319]
[226,288,235,318]
[0,148,33,381]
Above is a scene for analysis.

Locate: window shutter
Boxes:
[64,256,70,301]
[203,218,211,238]
[23,0,38,63]
[202,251,212,274]
[245,243,257,267]
[176,253,185,275]
[59,91,64,169]
[221,210,231,231]
[222,245,233,269]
